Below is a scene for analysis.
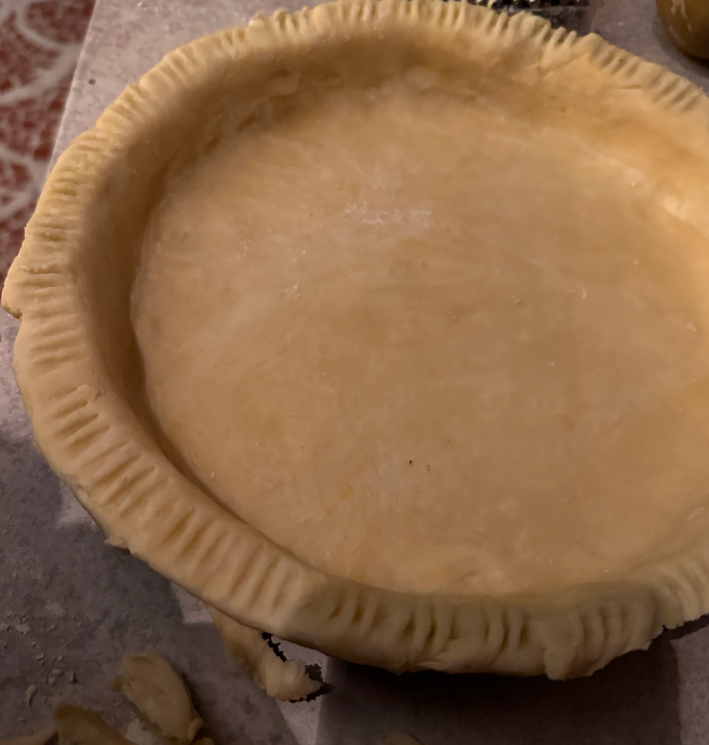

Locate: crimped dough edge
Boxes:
[4,0,709,679]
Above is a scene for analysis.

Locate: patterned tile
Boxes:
[0,0,94,289]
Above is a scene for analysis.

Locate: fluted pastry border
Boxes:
[4,0,709,679]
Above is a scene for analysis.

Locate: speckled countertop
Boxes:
[3,1,709,744]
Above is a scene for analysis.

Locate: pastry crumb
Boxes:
[113,649,203,745]
[208,606,322,702]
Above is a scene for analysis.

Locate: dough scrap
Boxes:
[0,728,56,745]
[113,649,203,745]
[54,705,134,745]
[208,606,321,701]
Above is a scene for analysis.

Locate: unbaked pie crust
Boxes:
[5,0,709,679]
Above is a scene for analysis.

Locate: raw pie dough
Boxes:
[208,607,321,701]
[113,649,203,745]
[6,0,709,678]
[2,652,208,745]
[54,705,133,745]
[134,58,709,598]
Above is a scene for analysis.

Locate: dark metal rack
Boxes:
[470,0,591,30]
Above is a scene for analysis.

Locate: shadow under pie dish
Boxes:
[5,0,709,681]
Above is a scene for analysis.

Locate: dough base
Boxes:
[135,75,709,597]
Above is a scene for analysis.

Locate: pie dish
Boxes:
[5,0,709,680]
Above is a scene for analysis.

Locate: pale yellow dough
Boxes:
[113,650,203,745]
[134,57,709,597]
[54,705,134,745]
[8,0,709,678]
[208,607,321,701]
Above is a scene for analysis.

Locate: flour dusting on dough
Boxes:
[344,201,432,228]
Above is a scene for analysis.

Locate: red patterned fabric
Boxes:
[0,0,94,288]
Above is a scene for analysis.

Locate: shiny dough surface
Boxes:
[133,76,709,597]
